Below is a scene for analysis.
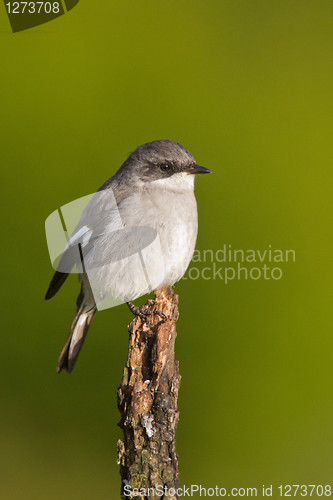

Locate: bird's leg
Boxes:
[126,301,144,319]
[145,299,167,322]
[127,300,167,324]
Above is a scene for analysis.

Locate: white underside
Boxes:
[78,172,198,310]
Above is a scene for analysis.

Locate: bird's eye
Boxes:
[160,164,171,172]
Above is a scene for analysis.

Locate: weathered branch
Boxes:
[117,286,181,499]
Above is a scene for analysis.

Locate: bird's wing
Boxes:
[45,180,122,300]
[75,190,158,272]
[45,181,158,300]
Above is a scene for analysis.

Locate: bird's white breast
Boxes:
[82,173,198,307]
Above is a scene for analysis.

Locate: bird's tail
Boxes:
[57,303,96,374]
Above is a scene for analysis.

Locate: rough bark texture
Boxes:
[117,286,181,499]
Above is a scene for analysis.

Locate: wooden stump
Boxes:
[117,286,181,499]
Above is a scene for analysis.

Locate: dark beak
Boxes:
[191,164,212,174]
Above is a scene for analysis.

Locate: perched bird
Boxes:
[45,140,211,373]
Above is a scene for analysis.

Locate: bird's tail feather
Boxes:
[57,305,96,374]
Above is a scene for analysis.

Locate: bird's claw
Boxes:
[127,300,167,326]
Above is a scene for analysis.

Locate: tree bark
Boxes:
[117,286,181,499]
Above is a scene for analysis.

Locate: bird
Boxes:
[45,140,211,373]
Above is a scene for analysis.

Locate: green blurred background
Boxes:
[1,1,333,498]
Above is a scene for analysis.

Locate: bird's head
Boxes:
[121,140,211,191]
